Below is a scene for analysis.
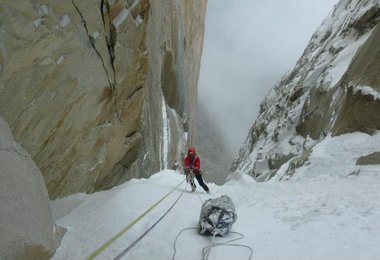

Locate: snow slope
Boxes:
[51,132,380,260]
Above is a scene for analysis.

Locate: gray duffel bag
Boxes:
[199,195,237,236]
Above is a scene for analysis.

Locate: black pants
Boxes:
[195,173,209,192]
[185,170,209,192]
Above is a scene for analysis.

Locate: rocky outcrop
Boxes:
[356,151,380,165]
[232,0,380,180]
[0,0,207,198]
[0,116,60,259]
[195,102,231,185]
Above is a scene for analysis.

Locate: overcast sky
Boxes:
[198,0,339,157]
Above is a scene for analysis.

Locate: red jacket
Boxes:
[184,155,201,173]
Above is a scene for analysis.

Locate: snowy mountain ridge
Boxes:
[232,0,380,181]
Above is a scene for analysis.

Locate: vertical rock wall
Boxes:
[0,0,207,198]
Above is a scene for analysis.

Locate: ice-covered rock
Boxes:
[233,0,380,180]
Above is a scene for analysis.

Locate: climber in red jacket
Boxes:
[184,147,210,194]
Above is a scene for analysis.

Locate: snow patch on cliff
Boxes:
[161,95,171,169]
[353,85,380,101]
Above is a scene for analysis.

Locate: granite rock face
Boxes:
[0,0,207,198]
[232,0,380,180]
[0,116,60,259]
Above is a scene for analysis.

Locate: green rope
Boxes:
[87,180,185,260]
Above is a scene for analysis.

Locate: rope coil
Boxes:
[173,228,253,260]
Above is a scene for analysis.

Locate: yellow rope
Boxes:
[87,180,185,260]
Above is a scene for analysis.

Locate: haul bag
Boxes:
[199,195,237,236]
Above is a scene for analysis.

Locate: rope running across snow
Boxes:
[113,181,189,259]
[87,179,186,260]
[89,171,252,260]
[172,228,253,260]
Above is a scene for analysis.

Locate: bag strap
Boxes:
[189,156,197,167]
